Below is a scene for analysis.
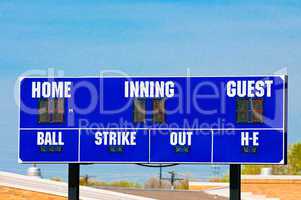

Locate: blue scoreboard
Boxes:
[19,75,287,164]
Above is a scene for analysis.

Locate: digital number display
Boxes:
[236,98,263,123]
[133,98,146,123]
[38,98,65,124]
[38,99,50,123]
[153,98,165,124]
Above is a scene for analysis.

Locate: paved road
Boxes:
[97,186,227,200]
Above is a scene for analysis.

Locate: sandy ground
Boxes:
[0,186,66,200]
[100,187,227,200]
[242,183,301,200]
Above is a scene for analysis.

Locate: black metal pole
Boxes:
[68,164,80,200]
[230,164,241,200]
[159,165,162,188]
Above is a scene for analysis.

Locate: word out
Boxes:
[170,131,193,146]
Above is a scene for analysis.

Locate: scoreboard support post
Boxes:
[230,164,241,200]
[68,164,80,200]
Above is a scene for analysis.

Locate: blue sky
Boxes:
[0,1,300,177]
[1,0,300,75]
